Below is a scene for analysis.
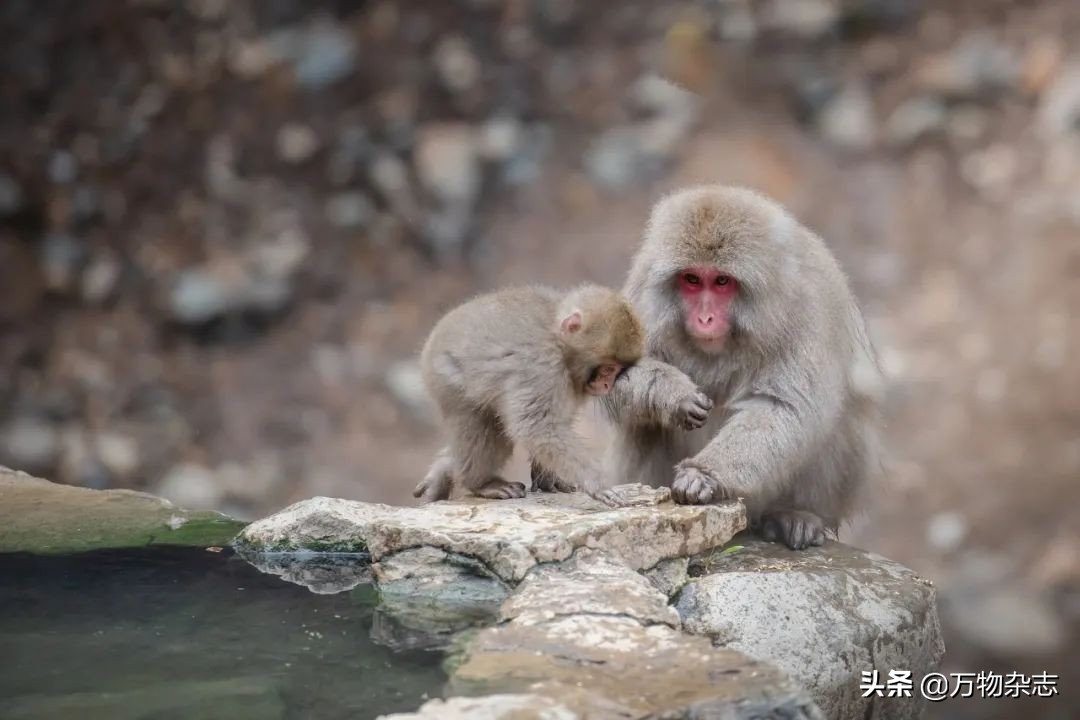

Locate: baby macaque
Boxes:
[414,285,645,502]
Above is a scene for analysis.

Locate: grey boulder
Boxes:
[678,536,945,720]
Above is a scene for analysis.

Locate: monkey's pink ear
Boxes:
[560,309,583,334]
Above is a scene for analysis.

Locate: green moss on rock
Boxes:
[0,467,247,554]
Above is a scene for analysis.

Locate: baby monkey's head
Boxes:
[555,285,645,396]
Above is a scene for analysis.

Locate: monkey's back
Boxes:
[420,287,565,413]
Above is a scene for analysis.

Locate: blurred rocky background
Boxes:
[0,1,1077,716]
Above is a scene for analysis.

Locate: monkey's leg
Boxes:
[530,459,577,493]
[523,440,602,499]
[449,412,524,500]
[414,446,455,503]
[602,358,712,430]
[503,384,604,498]
[512,427,603,499]
[758,509,827,551]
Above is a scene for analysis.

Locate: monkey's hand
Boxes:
[759,509,827,551]
[596,483,671,508]
[530,461,578,493]
[649,365,713,430]
[670,462,737,505]
[673,391,713,430]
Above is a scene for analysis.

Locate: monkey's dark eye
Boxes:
[715,275,730,287]
[683,273,701,286]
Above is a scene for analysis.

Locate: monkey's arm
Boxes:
[601,358,712,430]
[672,376,839,506]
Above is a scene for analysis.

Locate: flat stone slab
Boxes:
[450,614,823,719]
[237,492,745,582]
[0,467,246,554]
[500,549,679,628]
[679,536,945,720]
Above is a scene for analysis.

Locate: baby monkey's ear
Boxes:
[560,309,583,335]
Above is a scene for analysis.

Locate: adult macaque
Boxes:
[602,186,883,550]
[415,285,645,503]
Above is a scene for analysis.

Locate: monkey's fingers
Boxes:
[687,475,707,502]
[415,474,453,503]
[502,481,528,499]
[694,482,715,504]
[672,466,724,505]
[532,474,553,491]
[553,476,579,493]
[416,486,445,503]
[530,462,578,493]
[681,416,704,431]
[671,472,692,503]
[596,490,623,508]
[790,520,814,550]
[595,485,646,508]
[670,479,685,504]
[529,461,545,491]
[475,478,527,500]
[594,487,619,506]
[793,517,825,550]
[676,393,713,430]
[530,467,559,492]
[761,510,826,550]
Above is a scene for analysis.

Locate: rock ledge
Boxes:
[236,489,745,582]
[0,467,245,554]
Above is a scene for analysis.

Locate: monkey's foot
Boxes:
[413,474,453,503]
[673,391,713,430]
[529,462,578,493]
[595,487,635,508]
[759,509,826,551]
[473,477,527,500]
[671,465,735,505]
[596,483,671,508]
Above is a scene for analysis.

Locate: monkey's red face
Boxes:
[586,363,624,395]
[678,267,738,352]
